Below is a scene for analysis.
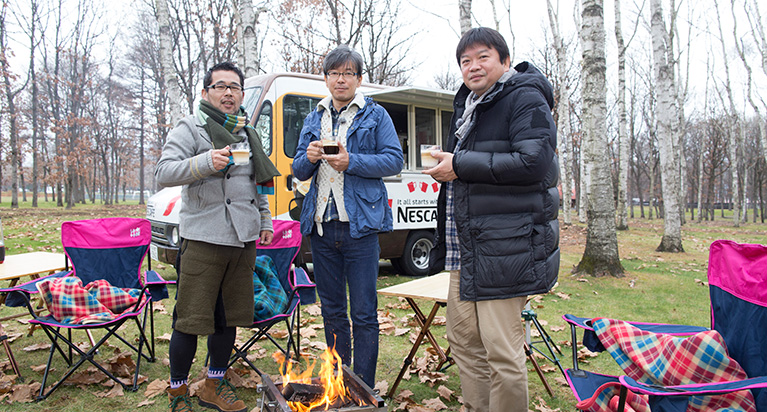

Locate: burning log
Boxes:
[281,382,324,403]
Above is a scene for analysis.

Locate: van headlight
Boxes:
[169,226,180,246]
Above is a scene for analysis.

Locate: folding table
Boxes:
[0,251,67,376]
[378,271,556,399]
[378,272,454,398]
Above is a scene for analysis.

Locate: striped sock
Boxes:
[208,367,226,380]
[170,379,188,389]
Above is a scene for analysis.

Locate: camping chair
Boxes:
[1,218,171,400]
[227,219,316,374]
[563,239,767,411]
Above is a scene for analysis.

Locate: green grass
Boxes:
[0,202,765,410]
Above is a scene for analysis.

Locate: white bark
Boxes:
[580,154,589,223]
[546,0,572,225]
[651,0,683,251]
[614,0,629,229]
[714,1,740,227]
[736,0,767,179]
[459,0,472,35]
[575,0,622,276]
[155,0,185,126]
[233,0,262,78]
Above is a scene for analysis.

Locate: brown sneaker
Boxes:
[167,384,195,412]
[198,378,247,412]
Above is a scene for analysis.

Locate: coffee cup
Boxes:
[420,144,441,168]
[322,139,339,155]
[230,142,250,165]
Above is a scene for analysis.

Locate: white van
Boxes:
[146,73,455,276]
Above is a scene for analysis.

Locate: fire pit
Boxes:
[257,365,386,412]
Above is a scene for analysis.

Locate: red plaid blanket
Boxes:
[36,276,143,325]
[576,318,756,412]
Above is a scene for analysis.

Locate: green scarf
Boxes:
[198,100,280,194]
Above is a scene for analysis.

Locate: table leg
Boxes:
[407,298,453,370]
[387,302,441,399]
[0,323,21,377]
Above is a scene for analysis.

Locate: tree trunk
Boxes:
[459,0,472,35]
[575,0,623,277]
[546,0,572,225]
[233,0,261,78]
[0,3,22,209]
[614,0,629,230]
[155,0,185,125]
[651,0,683,252]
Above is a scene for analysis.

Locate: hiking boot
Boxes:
[167,384,195,412]
[198,378,247,412]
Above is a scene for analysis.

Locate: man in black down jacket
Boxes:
[424,27,560,412]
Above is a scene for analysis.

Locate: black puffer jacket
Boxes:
[429,61,560,301]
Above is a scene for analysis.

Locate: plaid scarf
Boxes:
[198,100,280,194]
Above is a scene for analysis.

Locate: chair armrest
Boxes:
[619,375,767,397]
[142,270,172,302]
[292,267,316,305]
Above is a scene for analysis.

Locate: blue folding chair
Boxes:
[563,240,767,411]
[227,219,316,374]
[1,218,171,400]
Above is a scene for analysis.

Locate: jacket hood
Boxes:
[454,61,555,110]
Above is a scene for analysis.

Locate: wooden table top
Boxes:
[377,272,450,302]
[0,252,67,282]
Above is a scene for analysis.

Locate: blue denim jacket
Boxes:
[292,96,403,239]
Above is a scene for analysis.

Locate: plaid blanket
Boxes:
[576,318,756,412]
[253,255,289,321]
[36,276,142,325]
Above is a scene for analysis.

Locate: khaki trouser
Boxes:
[446,270,528,412]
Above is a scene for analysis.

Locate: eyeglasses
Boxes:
[206,82,243,93]
[326,71,359,79]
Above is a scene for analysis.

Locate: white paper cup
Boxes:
[230,142,250,165]
[420,144,441,168]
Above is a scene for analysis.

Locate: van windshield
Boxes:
[243,86,264,119]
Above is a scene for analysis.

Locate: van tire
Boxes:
[393,230,433,277]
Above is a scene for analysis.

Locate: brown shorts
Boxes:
[173,239,256,335]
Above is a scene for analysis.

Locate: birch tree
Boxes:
[614,0,629,229]
[155,0,185,125]
[739,0,767,172]
[714,1,741,227]
[575,0,624,277]
[459,0,472,35]
[0,1,27,209]
[233,0,266,78]
[651,0,684,252]
[546,0,572,225]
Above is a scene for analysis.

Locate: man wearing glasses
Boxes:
[292,45,403,388]
[156,62,279,412]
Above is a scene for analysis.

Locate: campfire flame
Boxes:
[275,346,357,411]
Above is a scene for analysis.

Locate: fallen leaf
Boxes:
[93,384,124,398]
[422,397,448,410]
[137,398,156,407]
[374,380,389,395]
[144,379,169,398]
[304,305,322,316]
[22,343,51,352]
[436,385,453,400]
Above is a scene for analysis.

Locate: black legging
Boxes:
[169,326,236,382]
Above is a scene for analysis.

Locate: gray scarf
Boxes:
[454,69,515,142]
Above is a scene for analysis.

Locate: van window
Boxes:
[254,102,272,155]
[378,102,409,169]
[243,86,263,119]
[441,110,453,142]
[415,108,436,168]
[283,95,322,158]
